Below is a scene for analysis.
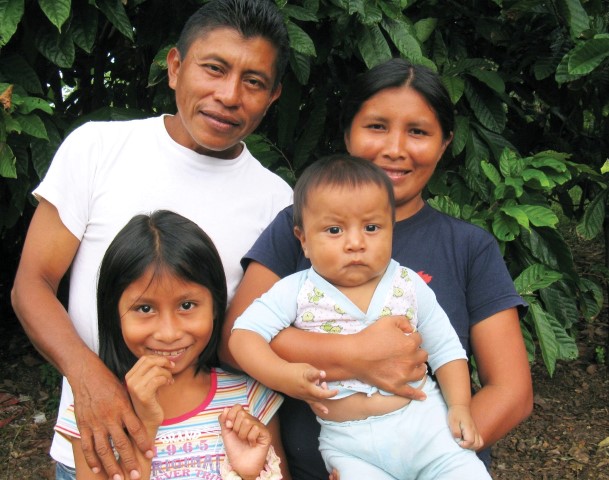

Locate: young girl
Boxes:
[55,210,287,480]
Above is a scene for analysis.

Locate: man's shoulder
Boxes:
[68,115,160,139]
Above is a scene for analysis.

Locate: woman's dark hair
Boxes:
[340,58,454,141]
[176,0,289,90]
[293,154,396,229]
[97,210,227,380]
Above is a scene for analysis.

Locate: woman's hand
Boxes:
[219,405,272,479]
[447,404,484,451]
[125,355,174,431]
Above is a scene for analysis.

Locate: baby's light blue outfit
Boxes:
[234,260,491,479]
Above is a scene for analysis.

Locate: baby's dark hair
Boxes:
[97,210,227,380]
[176,0,289,90]
[293,154,396,230]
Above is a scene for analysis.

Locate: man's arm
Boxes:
[469,308,533,448]
[221,261,428,400]
[11,199,152,479]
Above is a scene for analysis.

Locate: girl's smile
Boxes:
[118,267,215,379]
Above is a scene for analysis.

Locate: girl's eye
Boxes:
[137,305,152,314]
[180,301,195,311]
[366,123,385,131]
[365,224,380,232]
[327,226,342,234]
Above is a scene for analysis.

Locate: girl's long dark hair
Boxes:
[97,210,227,379]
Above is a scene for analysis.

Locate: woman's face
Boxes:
[344,85,452,221]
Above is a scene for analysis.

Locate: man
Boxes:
[11,1,292,479]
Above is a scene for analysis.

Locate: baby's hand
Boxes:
[447,404,484,451]
[219,405,270,478]
[284,364,338,414]
[125,355,174,427]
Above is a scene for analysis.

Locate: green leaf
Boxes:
[522,168,551,188]
[0,0,24,47]
[38,0,71,32]
[14,96,53,115]
[97,0,134,42]
[498,148,520,177]
[281,4,318,22]
[288,50,310,85]
[480,160,501,186]
[578,277,604,321]
[555,52,583,83]
[567,36,609,76]
[514,264,563,295]
[413,17,437,43]
[35,27,75,68]
[539,283,580,330]
[286,21,316,57]
[451,115,469,156]
[492,211,519,241]
[442,75,464,104]
[501,205,530,229]
[381,18,422,61]
[601,160,609,174]
[520,205,559,228]
[357,24,392,69]
[464,82,506,133]
[147,45,172,87]
[16,113,48,139]
[277,76,302,150]
[71,2,98,53]
[528,302,559,376]
[359,2,382,25]
[293,93,327,169]
[0,54,42,94]
[467,69,505,93]
[0,142,17,178]
[576,189,607,240]
[558,0,590,40]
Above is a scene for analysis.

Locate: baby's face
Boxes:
[295,183,393,289]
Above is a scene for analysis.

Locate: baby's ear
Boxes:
[293,226,309,258]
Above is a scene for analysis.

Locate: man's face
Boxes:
[166,27,282,159]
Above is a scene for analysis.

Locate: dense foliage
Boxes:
[1,0,608,373]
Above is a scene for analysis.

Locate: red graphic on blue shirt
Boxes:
[417,271,432,284]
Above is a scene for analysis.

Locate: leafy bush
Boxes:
[1,0,608,374]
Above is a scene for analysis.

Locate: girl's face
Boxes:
[344,85,452,221]
[118,267,214,379]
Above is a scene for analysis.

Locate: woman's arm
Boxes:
[469,307,533,448]
[221,262,428,400]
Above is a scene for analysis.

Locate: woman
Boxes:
[220,58,533,479]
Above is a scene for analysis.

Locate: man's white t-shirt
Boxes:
[34,116,293,466]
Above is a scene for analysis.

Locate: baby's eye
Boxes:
[365,224,380,232]
[180,301,195,311]
[327,226,342,234]
[137,305,152,314]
